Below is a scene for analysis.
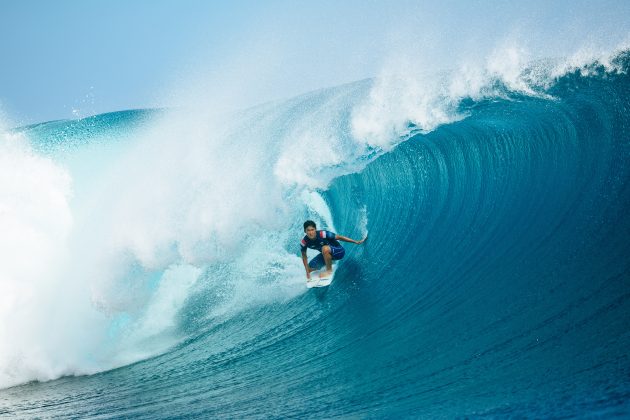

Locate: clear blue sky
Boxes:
[1,0,629,125]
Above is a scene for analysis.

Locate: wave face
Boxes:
[1,52,629,417]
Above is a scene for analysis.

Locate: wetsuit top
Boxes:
[300,230,341,253]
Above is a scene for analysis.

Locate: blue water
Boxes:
[1,53,629,418]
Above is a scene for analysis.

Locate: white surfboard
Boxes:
[306,266,336,288]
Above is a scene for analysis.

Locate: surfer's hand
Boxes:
[357,236,368,244]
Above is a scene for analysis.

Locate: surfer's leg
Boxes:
[329,245,345,261]
[308,254,325,270]
[322,245,333,273]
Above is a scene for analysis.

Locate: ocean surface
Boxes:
[1,51,629,418]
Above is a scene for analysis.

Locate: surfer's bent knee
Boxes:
[322,245,331,254]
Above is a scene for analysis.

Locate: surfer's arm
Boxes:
[336,234,367,245]
[301,251,312,278]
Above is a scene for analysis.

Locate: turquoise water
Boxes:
[0,53,629,418]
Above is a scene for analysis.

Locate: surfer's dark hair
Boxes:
[303,220,316,231]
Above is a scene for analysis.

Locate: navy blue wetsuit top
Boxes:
[300,230,341,253]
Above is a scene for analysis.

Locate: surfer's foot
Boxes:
[320,270,333,278]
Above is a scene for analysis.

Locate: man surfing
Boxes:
[300,220,366,279]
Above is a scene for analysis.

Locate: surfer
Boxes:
[300,220,366,279]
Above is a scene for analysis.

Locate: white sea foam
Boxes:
[0,88,357,388]
[0,123,79,387]
[350,41,630,149]
[350,43,535,148]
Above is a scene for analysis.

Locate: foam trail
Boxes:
[358,205,369,238]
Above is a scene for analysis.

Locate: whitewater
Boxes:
[1,47,629,417]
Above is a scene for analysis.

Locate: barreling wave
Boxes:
[0,50,629,417]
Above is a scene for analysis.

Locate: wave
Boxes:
[0,49,629,417]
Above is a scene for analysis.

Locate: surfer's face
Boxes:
[305,226,316,239]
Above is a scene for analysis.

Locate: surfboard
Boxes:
[306,266,336,288]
